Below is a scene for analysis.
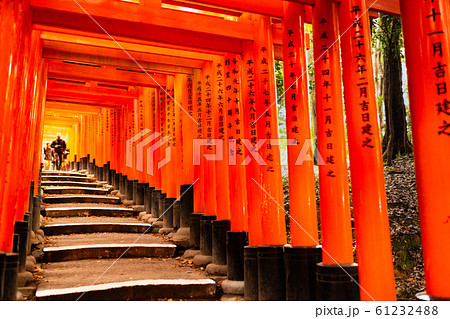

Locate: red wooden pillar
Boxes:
[19,30,43,213]
[117,105,125,174]
[339,0,396,300]
[254,16,286,246]
[281,2,324,301]
[165,76,177,197]
[31,60,48,193]
[202,61,217,216]
[175,74,192,196]
[313,0,355,265]
[136,89,147,183]
[0,0,32,251]
[193,69,205,214]
[313,0,359,300]
[147,88,158,186]
[182,74,195,186]
[250,15,287,300]
[241,40,263,246]
[213,56,231,221]
[128,100,138,181]
[282,2,319,247]
[400,0,450,300]
[111,108,118,171]
[224,53,248,231]
[157,88,166,191]
[106,108,112,171]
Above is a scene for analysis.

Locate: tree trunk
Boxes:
[373,38,384,131]
[381,15,413,165]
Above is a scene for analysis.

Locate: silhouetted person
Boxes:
[51,133,67,171]
[43,143,53,170]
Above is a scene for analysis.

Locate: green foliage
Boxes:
[275,60,285,105]
[372,14,404,60]
[274,60,288,170]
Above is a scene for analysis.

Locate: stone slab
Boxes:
[42,176,91,183]
[36,279,216,301]
[42,171,86,177]
[43,195,120,205]
[42,181,101,188]
[44,206,132,218]
[44,187,109,195]
[44,222,152,236]
[43,243,177,262]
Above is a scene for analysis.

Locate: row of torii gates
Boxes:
[0,0,449,301]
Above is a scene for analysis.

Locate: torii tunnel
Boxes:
[1,0,449,301]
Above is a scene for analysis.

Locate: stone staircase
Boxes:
[36,170,216,301]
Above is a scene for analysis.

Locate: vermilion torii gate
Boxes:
[0,0,449,301]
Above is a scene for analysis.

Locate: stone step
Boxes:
[42,176,92,183]
[42,171,86,177]
[36,279,216,301]
[44,222,152,236]
[44,205,133,218]
[43,243,177,262]
[43,195,120,205]
[42,181,102,188]
[43,187,109,195]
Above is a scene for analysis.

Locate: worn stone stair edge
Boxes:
[44,195,119,199]
[35,279,216,300]
[44,243,177,252]
[43,223,153,235]
[42,182,102,187]
[45,206,132,212]
[42,171,85,176]
[44,187,108,191]
[45,222,150,228]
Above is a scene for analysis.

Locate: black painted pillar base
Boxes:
[192,214,216,266]
[24,213,32,254]
[14,221,28,272]
[135,183,145,206]
[209,220,231,271]
[127,180,136,202]
[172,200,181,230]
[113,171,119,190]
[227,231,248,281]
[285,245,322,301]
[190,213,204,249]
[257,245,286,301]
[0,252,5,300]
[119,174,126,195]
[160,197,176,234]
[108,169,112,186]
[145,186,155,214]
[316,262,360,301]
[244,246,259,300]
[101,165,107,181]
[200,215,216,256]
[151,190,161,219]
[212,221,231,264]
[180,184,193,228]
[32,196,40,233]
[158,193,167,219]
[28,181,34,213]
[3,253,18,301]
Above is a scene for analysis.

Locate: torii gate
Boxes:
[0,0,449,301]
